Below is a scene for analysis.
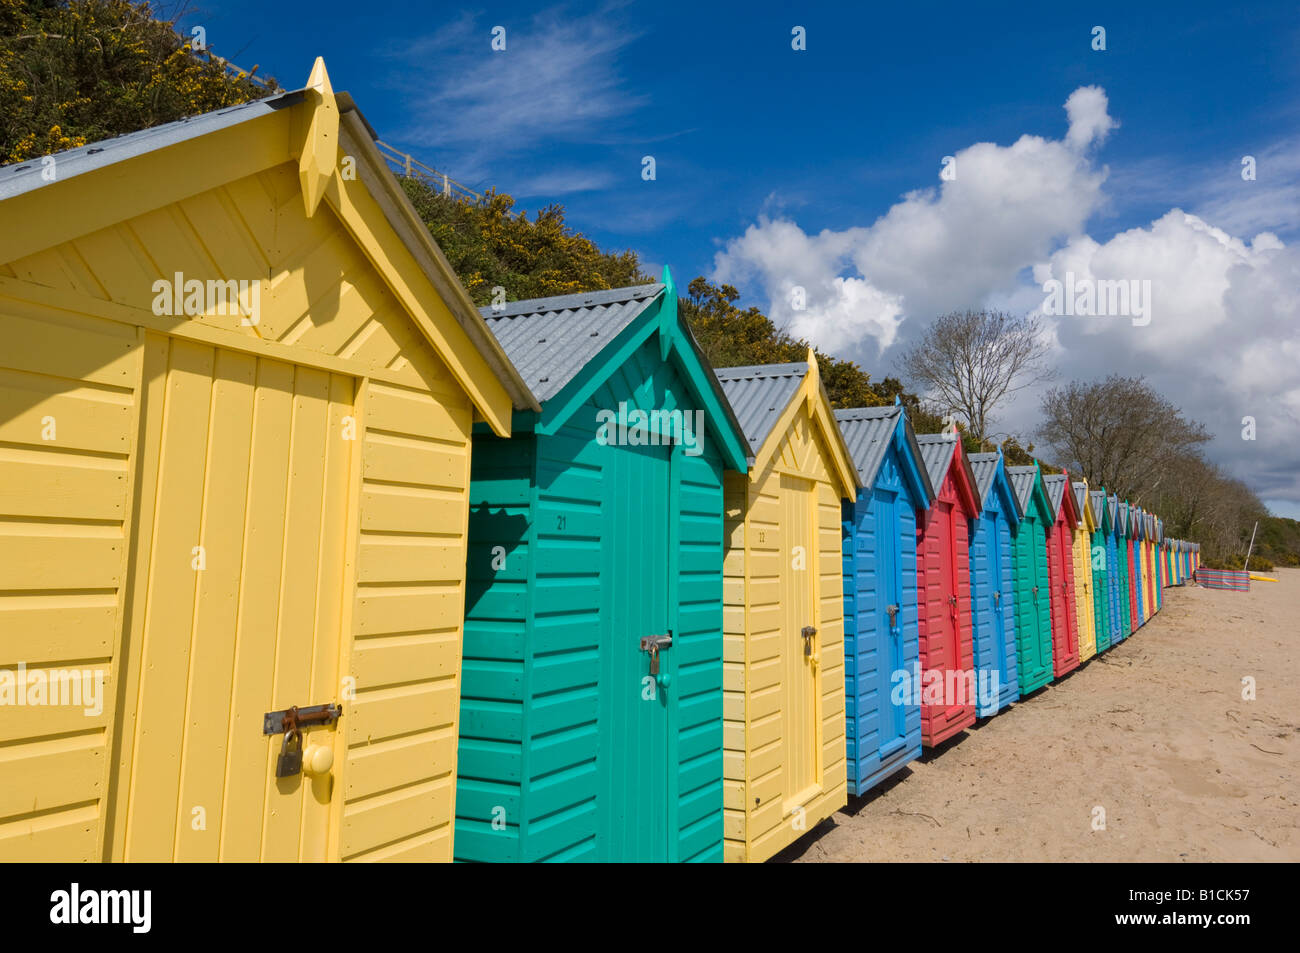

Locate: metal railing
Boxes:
[374,140,485,204]
[190,48,498,210]
[202,51,273,90]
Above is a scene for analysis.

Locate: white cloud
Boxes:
[1038,212,1300,502]
[711,88,1111,356]
[388,6,643,177]
[710,218,902,350]
[1064,85,1119,151]
[711,86,1300,505]
[511,168,619,196]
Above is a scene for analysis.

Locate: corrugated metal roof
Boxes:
[834,406,899,486]
[1042,473,1068,516]
[834,405,933,500]
[1109,494,1121,529]
[479,284,664,403]
[967,452,1000,503]
[1090,489,1109,526]
[914,432,959,491]
[1117,501,1130,534]
[714,362,808,455]
[1006,465,1040,513]
[0,91,304,200]
[1072,480,1090,524]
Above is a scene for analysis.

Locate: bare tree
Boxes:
[1038,375,1210,501]
[897,310,1055,445]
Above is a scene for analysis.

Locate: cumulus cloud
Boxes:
[1064,85,1119,151]
[711,87,1112,356]
[711,86,1300,508]
[709,218,901,351]
[1039,213,1300,504]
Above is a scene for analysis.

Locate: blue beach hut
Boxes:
[966,451,1022,716]
[835,404,935,796]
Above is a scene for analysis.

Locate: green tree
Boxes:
[897,308,1055,443]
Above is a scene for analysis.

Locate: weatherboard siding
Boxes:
[0,300,141,861]
[455,434,535,862]
[456,334,729,862]
[341,377,475,863]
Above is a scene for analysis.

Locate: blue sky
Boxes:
[181,1,1300,515]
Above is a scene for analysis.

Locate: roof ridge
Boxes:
[713,361,809,379]
[834,405,899,420]
[480,282,663,320]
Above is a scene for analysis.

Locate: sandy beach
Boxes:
[785,568,1300,862]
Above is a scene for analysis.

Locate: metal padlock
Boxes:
[801,625,817,656]
[639,633,673,677]
[277,728,303,777]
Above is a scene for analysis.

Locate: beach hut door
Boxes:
[109,343,353,862]
[1035,524,1052,668]
[1059,528,1079,654]
[989,518,1008,684]
[781,475,819,805]
[937,502,966,722]
[607,442,672,860]
[872,489,907,759]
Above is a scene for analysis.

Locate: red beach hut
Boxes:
[1041,471,1081,678]
[914,431,982,747]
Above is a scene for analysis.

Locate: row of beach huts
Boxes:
[0,64,1200,863]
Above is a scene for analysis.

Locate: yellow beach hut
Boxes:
[1070,480,1099,663]
[0,61,535,862]
[714,354,860,863]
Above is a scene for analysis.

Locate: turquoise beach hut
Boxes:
[453,275,750,862]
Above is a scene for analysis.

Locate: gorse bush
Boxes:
[401,181,645,303]
[0,0,275,163]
